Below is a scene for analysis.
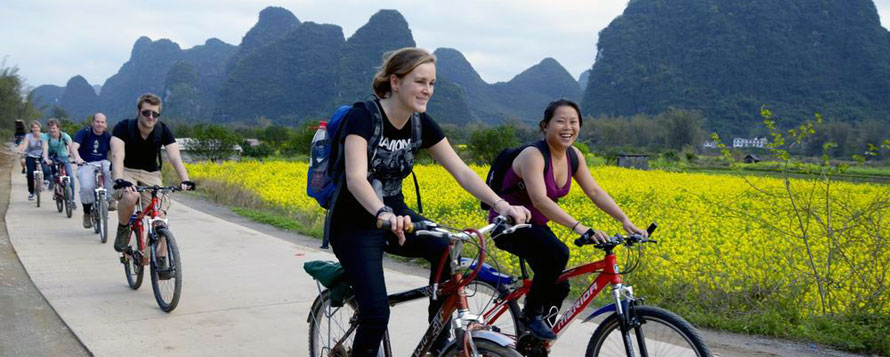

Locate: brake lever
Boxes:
[501,223,531,235]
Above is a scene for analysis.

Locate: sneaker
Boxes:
[521,314,557,341]
[157,257,172,280]
[28,193,34,201]
[114,224,130,252]
[82,214,93,229]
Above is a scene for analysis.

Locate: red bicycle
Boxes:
[471,224,712,357]
[121,185,183,312]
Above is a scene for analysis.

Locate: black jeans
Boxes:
[330,208,451,357]
[25,156,50,194]
[494,223,570,317]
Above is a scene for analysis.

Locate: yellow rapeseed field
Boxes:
[187,160,890,318]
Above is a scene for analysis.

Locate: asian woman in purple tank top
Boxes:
[492,99,648,341]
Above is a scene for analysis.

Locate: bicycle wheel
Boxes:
[55,185,63,213]
[466,280,521,338]
[441,338,523,357]
[34,176,41,207]
[585,305,711,357]
[123,227,144,290]
[63,182,72,218]
[97,199,108,243]
[308,290,360,357]
[150,227,182,312]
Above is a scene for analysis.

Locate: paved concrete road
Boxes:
[0,153,90,356]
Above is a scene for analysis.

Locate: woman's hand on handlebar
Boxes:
[494,200,531,225]
[377,212,412,246]
[622,219,648,238]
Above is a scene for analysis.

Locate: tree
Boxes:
[657,108,704,151]
[467,124,520,164]
[190,124,241,161]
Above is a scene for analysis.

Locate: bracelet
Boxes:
[491,198,506,209]
[375,205,393,218]
[571,221,581,233]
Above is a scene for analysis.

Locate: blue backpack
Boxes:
[306,104,353,209]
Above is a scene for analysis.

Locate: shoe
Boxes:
[83,214,93,229]
[522,314,557,341]
[21,168,25,174]
[28,193,34,201]
[114,224,130,252]
[157,257,172,280]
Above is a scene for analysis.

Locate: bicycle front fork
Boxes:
[612,284,647,357]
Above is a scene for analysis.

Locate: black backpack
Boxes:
[481,140,579,210]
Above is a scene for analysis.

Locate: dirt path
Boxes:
[0,149,90,356]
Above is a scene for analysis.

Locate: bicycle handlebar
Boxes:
[574,222,659,249]
[134,185,182,193]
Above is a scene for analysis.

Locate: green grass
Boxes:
[230,207,320,236]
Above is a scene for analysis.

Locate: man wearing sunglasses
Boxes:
[110,93,196,254]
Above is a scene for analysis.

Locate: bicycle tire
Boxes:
[308,290,361,357]
[150,227,182,312]
[55,185,63,212]
[98,199,108,243]
[34,176,41,207]
[441,338,523,357]
[64,182,72,218]
[585,305,711,357]
[123,227,144,290]
[467,280,521,338]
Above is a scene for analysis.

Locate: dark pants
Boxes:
[495,224,570,317]
[330,208,451,357]
[25,157,50,194]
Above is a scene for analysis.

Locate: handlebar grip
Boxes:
[377,219,433,234]
[646,223,658,236]
[574,237,590,247]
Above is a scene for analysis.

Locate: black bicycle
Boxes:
[306,216,528,357]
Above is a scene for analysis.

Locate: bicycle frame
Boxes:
[130,190,168,265]
[483,251,625,345]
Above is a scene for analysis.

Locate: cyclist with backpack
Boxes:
[71,112,114,229]
[110,94,195,254]
[42,118,76,201]
[486,99,648,341]
[325,47,530,357]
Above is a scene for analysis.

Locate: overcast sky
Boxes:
[2,0,889,89]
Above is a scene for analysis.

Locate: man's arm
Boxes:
[110,137,125,180]
[163,143,190,182]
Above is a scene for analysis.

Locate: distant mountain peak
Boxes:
[240,6,299,50]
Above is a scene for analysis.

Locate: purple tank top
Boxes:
[488,147,573,225]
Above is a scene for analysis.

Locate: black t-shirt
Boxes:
[111,119,176,172]
[331,101,445,230]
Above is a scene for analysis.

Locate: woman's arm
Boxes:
[571,147,646,236]
[427,138,530,222]
[42,138,50,164]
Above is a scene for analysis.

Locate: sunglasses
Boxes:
[140,110,161,119]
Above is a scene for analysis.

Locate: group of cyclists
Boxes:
[15,93,195,258]
[14,47,649,356]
